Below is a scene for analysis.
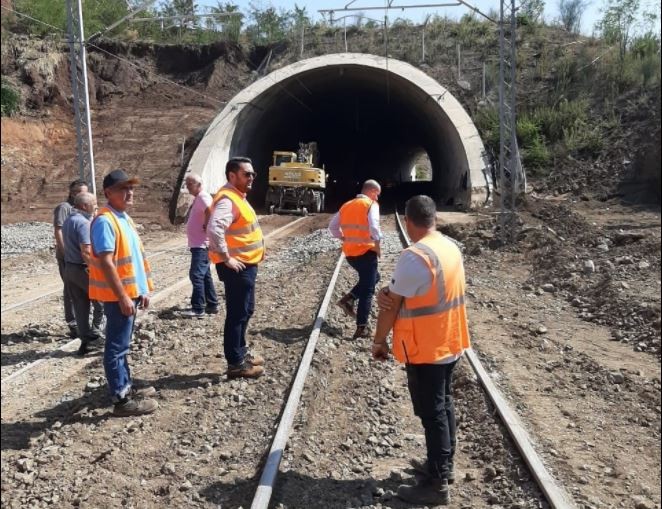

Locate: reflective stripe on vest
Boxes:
[339,196,375,257]
[392,232,470,365]
[88,207,155,302]
[208,187,265,265]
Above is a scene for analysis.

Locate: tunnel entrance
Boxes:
[181,53,487,215]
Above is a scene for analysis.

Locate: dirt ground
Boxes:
[1,200,660,509]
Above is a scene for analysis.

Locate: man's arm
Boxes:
[328,212,342,239]
[207,197,244,272]
[53,204,68,256]
[80,243,92,265]
[97,252,135,316]
[368,203,382,257]
[372,289,404,361]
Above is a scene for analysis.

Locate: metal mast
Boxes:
[498,0,520,242]
[66,0,96,195]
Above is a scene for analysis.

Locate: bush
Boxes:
[1,79,19,117]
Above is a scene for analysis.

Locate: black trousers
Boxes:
[406,360,458,479]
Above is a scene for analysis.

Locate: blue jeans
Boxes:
[346,251,380,327]
[406,361,458,480]
[103,300,138,402]
[189,248,218,312]
[216,264,257,366]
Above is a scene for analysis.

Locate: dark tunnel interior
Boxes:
[229,64,471,212]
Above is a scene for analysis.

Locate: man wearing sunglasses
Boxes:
[207,157,265,379]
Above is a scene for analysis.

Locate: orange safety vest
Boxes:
[208,186,265,265]
[392,232,470,364]
[88,207,154,302]
[339,196,376,257]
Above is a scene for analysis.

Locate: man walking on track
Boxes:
[90,169,158,417]
[182,174,219,318]
[53,179,89,338]
[329,179,383,339]
[207,157,265,380]
[372,195,471,506]
[61,191,104,355]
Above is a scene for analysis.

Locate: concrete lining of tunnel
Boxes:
[180,53,488,214]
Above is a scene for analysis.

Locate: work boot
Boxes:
[227,362,264,379]
[352,325,372,340]
[397,477,450,505]
[130,385,157,399]
[410,458,456,484]
[336,294,357,319]
[113,397,158,417]
[77,337,102,356]
[245,352,265,366]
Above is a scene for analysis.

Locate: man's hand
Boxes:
[119,294,136,317]
[373,244,382,258]
[377,287,397,311]
[138,294,150,310]
[224,257,246,272]
[372,341,390,361]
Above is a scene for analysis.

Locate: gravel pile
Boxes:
[1,222,53,256]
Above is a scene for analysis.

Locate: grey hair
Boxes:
[74,192,97,209]
[362,179,381,193]
[185,173,203,185]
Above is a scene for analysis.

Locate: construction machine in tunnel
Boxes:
[265,142,326,215]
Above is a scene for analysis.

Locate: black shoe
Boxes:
[205,306,219,315]
[397,477,449,505]
[77,338,102,356]
[68,326,79,339]
[410,458,455,484]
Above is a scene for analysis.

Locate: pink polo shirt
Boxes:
[186,191,213,248]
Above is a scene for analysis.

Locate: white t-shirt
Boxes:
[389,248,464,365]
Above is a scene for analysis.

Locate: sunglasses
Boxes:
[241,171,257,179]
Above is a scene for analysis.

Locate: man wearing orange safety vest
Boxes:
[90,169,158,417]
[329,180,383,339]
[207,157,265,379]
[373,195,470,506]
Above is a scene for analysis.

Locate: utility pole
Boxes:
[498,0,521,242]
[66,0,96,195]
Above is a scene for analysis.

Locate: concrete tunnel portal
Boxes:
[181,53,488,215]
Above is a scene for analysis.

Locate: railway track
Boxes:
[1,214,578,508]
[0,216,309,387]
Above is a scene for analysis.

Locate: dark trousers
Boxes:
[189,248,218,312]
[57,255,76,326]
[346,251,380,326]
[63,263,104,342]
[216,263,257,366]
[406,361,458,480]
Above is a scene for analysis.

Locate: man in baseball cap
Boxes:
[102,169,140,190]
[89,168,157,416]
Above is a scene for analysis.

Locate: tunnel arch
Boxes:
[181,53,488,214]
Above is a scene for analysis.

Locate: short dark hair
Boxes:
[69,179,89,192]
[405,195,436,228]
[225,157,252,179]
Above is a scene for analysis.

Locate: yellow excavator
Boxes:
[265,142,326,215]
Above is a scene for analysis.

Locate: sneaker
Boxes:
[227,362,264,379]
[130,385,157,398]
[397,477,449,505]
[181,309,205,319]
[205,306,219,315]
[410,458,456,484]
[245,352,265,366]
[352,325,372,340]
[113,397,158,417]
[336,294,357,319]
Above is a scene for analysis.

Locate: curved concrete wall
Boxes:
[180,53,488,212]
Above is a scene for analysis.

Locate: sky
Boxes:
[197,0,612,36]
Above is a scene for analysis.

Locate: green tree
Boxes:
[558,0,588,33]
[520,0,545,23]
[597,0,640,59]
[212,2,243,41]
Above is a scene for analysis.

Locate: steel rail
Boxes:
[1,244,186,315]
[1,216,310,386]
[251,252,345,509]
[394,210,576,509]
